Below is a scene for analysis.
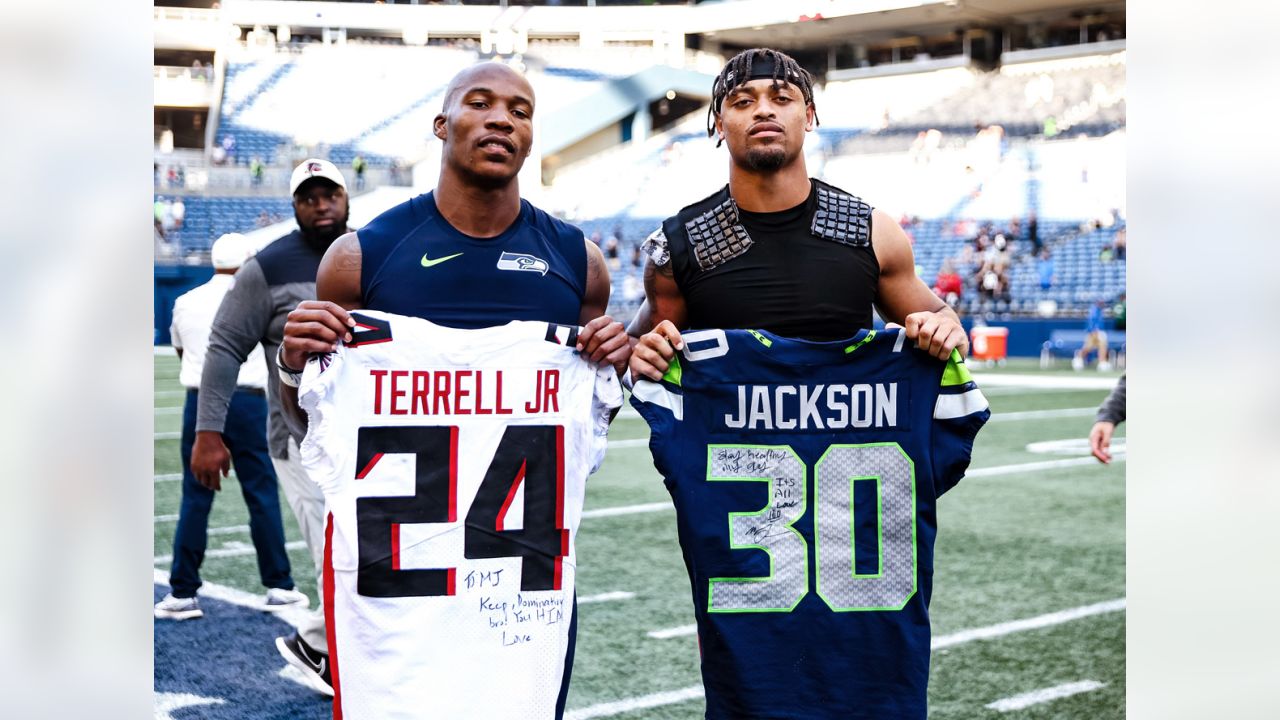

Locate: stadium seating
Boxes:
[158,196,296,252]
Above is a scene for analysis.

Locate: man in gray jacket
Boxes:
[191,158,350,697]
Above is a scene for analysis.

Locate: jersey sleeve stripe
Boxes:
[631,380,684,421]
[941,350,975,387]
[934,388,989,419]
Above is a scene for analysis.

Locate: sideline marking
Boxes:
[985,680,1106,712]
[152,567,307,630]
[155,406,183,415]
[154,692,226,720]
[156,432,181,440]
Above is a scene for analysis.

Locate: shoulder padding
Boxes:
[811,179,873,247]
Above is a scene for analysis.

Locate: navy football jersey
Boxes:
[630,328,989,720]
[357,191,587,329]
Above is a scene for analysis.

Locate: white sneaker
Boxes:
[155,593,203,620]
[264,587,309,612]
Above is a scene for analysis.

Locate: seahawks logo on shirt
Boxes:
[496,251,549,276]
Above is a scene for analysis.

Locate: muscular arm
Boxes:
[870,209,968,359]
[627,251,689,381]
[576,239,630,375]
[627,257,687,337]
[578,240,610,324]
[277,232,364,431]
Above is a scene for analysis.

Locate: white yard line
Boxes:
[971,373,1119,390]
[578,591,636,604]
[153,540,308,565]
[154,514,180,523]
[985,680,1106,712]
[629,599,1124,717]
[581,501,671,519]
[965,456,1122,478]
[155,432,181,440]
[647,597,1126,646]
[155,472,239,484]
[931,598,1126,649]
[646,624,696,640]
[990,407,1096,422]
[565,686,706,720]
[155,407,183,415]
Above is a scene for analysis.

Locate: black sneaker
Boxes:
[275,632,334,697]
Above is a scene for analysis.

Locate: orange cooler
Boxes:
[970,326,1008,361]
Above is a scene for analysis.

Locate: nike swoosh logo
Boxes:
[421,252,464,267]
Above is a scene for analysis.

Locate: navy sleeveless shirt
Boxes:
[358,192,588,329]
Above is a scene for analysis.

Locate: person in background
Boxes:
[171,196,185,230]
[1074,298,1111,371]
[1037,247,1055,290]
[932,258,963,307]
[352,154,367,191]
[191,158,354,697]
[1090,374,1126,464]
[155,233,306,620]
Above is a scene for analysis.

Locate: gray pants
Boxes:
[272,437,328,652]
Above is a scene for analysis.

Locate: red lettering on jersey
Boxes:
[389,370,409,415]
[455,370,472,415]
[526,370,543,413]
[474,369,491,414]
[433,371,452,415]
[411,371,430,414]
[495,370,513,415]
[370,369,388,414]
[545,369,560,413]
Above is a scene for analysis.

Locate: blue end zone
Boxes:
[154,584,330,720]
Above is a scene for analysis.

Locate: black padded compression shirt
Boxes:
[666,181,880,341]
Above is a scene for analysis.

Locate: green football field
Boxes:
[154,354,1125,719]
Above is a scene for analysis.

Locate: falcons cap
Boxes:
[289,158,348,196]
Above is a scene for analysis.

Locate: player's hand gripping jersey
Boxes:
[298,310,622,720]
[630,328,989,720]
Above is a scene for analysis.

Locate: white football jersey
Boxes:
[298,310,622,720]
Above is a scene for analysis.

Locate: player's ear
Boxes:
[433,113,447,141]
[804,103,816,132]
[713,113,725,142]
